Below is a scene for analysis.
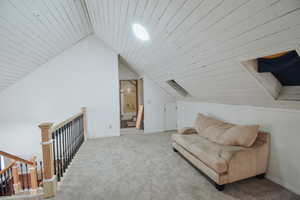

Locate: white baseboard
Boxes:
[143,129,164,134]
[88,132,120,139]
[266,174,300,195]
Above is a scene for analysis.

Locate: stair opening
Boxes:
[257,50,300,86]
[242,49,300,101]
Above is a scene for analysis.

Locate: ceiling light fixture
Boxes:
[132,23,150,41]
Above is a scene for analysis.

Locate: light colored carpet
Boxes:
[51,132,300,200]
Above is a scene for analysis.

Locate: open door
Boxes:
[120,80,138,128]
[119,79,144,131]
[136,105,144,129]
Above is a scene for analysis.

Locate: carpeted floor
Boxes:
[51,132,300,200]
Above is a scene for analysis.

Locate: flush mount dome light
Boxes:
[132,23,150,41]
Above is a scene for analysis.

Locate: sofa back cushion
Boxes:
[218,125,260,147]
[194,113,259,147]
[194,113,225,134]
[201,123,234,143]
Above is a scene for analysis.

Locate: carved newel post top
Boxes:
[81,107,87,113]
[38,122,53,130]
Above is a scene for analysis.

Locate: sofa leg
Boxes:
[256,173,266,179]
[173,147,178,152]
[215,183,225,191]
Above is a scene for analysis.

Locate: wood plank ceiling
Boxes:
[0,0,92,92]
[1,0,300,109]
[86,0,300,109]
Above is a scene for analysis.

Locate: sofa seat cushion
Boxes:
[172,134,203,147]
[189,142,227,173]
[172,134,248,174]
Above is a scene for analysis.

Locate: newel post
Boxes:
[81,107,88,140]
[29,158,38,194]
[12,163,21,194]
[39,123,57,198]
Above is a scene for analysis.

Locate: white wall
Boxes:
[165,102,177,131]
[118,63,176,132]
[0,35,120,159]
[143,76,175,133]
[119,61,139,80]
[177,101,300,195]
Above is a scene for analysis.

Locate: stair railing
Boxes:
[0,151,41,197]
[0,161,15,196]
[38,107,87,198]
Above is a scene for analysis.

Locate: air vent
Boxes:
[166,80,188,97]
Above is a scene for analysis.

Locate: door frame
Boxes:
[119,80,139,128]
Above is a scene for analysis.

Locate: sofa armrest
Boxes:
[256,131,269,145]
[178,127,197,135]
[226,132,270,183]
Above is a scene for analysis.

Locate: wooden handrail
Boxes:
[0,151,35,166]
[51,112,84,132]
[0,161,15,175]
[29,156,37,163]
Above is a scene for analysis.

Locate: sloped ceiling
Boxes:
[1,0,300,109]
[0,0,92,92]
[85,0,300,109]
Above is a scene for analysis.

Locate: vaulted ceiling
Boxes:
[0,0,92,91]
[86,0,300,109]
[1,0,300,109]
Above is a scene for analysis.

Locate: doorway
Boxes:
[120,80,138,128]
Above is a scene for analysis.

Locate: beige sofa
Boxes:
[172,113,270,191]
